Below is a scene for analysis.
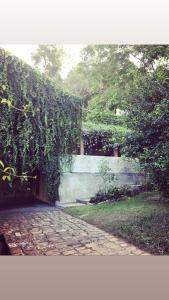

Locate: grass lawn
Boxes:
[64,192,169,255]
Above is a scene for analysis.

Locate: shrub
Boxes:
[90,184,146,204]
[90,185,129,204]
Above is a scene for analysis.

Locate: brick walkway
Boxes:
[0,205,150,255]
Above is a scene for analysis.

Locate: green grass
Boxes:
[65,192,169,255]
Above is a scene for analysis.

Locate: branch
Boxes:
[0,168,37,179]
[10,104,32,113]
[84,88,105,103]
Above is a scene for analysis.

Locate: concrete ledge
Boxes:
[55,201,85,208]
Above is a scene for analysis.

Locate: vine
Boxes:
[0,48,82,203]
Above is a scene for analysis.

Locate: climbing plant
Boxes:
[82,121,130,155]
[0,48,82,203]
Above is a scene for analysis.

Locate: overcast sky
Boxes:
[0,44,85,79]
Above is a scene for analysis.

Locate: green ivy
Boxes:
[0,48,82,203]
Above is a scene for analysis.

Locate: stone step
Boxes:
[76,198,91,205]
[55,201,85,208]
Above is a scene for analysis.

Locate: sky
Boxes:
[0,44,85,79]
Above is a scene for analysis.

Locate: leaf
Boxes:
[1,98,12,108]
[44,113,48,126]
[23,176,28,182]
[4,167,15,174]
[0,160,4,169]
[2,174,11,181]
[2,85,6,91]
[7,99,12,108]
[1,98,8,104]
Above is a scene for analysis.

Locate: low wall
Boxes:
[58,155,145,203]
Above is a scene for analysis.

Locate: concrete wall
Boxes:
[58,155,145,203]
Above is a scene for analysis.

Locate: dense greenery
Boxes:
[65,45,169,198]
[65,44,169,197]
[82,122,129,155]
[64,45,135,109]
[0,48,82,203]
[123,46,169,197]
[64,45,134,152]
[65,192,169,255]
[2,44,169,200]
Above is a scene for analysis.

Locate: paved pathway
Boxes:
[0,205,150,255]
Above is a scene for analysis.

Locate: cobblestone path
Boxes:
[0,205,150,255]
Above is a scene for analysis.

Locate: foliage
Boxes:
[90,186,130,204]
[89,158,143,204]
[83,121,130,154]
[82,45,169,198]
[64,45,136,109]
[90,157,143,204]
[0,160,15,182]
[31,45,65,84]
[64,66,92,104]
[65,44,169,200]
[0,84,39,184]
[97,159,115,193]
[0,48,82,203]
[123,59,169,198]
[64,45,133,153]
[84,95,127,125]
[129,45,169,71]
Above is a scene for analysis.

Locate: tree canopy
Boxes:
[65,45,135,109]
[122,45,169,197]
[64,45,136,149]
[31,44,65,85]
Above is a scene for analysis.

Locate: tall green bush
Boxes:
[123,66,169,198]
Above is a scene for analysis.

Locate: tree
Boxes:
[123,45,169,198]
[130,45,169,71]
[64,45,136,111]
[31,45,65,84]
[64,65,92,105]
[72,44,169,198]
[64,45,133,152]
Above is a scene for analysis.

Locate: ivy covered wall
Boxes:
[0,48,82,203]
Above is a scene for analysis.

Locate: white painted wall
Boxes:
[58,155,145,203]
